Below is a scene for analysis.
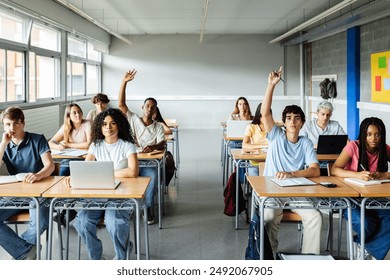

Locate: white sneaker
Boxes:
[354,242,374,260]
[21,245,37,260]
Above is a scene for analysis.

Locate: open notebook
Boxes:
[271,177,316,187]
[344,177,390,186]
[0,173,28,185]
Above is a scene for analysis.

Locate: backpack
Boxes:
[223,171,246,216]
[245,211,274,260]
[319,78,337,99]
[327,80,337,98]
[165,151,176,187]
[319,78,331,99]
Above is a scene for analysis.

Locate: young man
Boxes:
[0,107,54,260]
[118,69,165,225]
[300,100,347,147]
[260,67,321,255]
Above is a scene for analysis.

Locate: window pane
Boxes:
[0,49,5,102]
[7,51,24,102]
[87,42,101,61]
[68,36,86,58]
[86,64,99,94]
[0,11,23,43]
[29,53,59,101]
[31,23,60,52]
[67,61,85,97]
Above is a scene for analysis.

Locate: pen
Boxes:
[360,164,366,171]
[273,71,284,83]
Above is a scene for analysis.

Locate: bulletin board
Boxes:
[371,50,390,103]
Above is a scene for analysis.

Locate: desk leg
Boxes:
[235,160,241,230]
[32,197,41,260]
[259,197,267,260]
[47,198,56,260]
[359,197,368,260]
[144,205,149,260]
[157,160,162,229]
[344,198,354,259]
[175,128,180,166]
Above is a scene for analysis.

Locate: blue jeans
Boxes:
[344,207,390,259]
[139,167,158,209]
[0,199,49,259]
[59,159,84,176]
[74,208,132,260]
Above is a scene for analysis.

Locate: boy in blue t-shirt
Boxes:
[260,67,321,255]
[0,107,54,260]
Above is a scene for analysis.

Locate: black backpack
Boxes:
[245,211,274,260]
[165,151,176,187]
[319,78,337,99]
[223,171,245,216]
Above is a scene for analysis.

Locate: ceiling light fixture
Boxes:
[54,0,132,45]
[269,0,358,44]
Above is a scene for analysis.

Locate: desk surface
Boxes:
[338,177,390,197]
[248,176,360,198]
[223,135,244,141]
[231,148,339,162]
[51,149,88,159]
[231,148,267,161]
[0,176,64,197]
[137,151,165,160]
[42,177,150,199]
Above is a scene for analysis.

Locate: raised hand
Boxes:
[124,69,137,82]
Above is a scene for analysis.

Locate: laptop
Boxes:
[316,135,348,154]
[226,120,251,138]
[70,161,121,190]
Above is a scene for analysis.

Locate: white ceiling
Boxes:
[55,0,371,37]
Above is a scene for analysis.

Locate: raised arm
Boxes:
[118,69,137,115]
[261,66,282,133]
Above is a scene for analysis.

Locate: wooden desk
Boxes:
[51,149,88,160]
[0,176,64,259]
[43,177,150,260]
[338,178,390,259]
[247,176,359,259]
[137,151,165,229]
[230,148,267,229]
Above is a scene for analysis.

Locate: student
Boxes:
[260,66,321,255]
[300,100,346,147]
[65,108,138,260]
[152,106,172,135]
[49,103,91,225]
[118,69,165,225]
[86,93,110,122]
[0,107,55,260]
[243,103,269,177]
[331,117,390,260]
[230,97,253,121]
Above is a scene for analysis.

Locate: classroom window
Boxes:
[86,64,99,94]
[68,35,86,59]
[67,61,85,98]
[29,53,60,102]
[30,22,61,52]
[0,49,25,103]
[87,42,101,62]
[0,10,24,43]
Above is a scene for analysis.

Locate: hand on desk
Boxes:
[358,171,375,181]
[23,172,40,183]
[64,176,71,188]
[274,171,292,180]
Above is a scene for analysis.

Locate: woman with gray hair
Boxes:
[300,100,346,146]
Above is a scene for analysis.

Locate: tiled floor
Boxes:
[0,129,376,260]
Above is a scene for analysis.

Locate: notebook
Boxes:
[271,177,316,187]
[0,173,28,185]
[316,135,348,154]
[344,177,390,186]
[70,161,121,189]
[226,120,251,138]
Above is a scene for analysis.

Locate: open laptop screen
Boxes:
[316,135,348,154]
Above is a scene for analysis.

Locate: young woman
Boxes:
[331,117,390,260]
[152,106,172,135]
[65,108,139,260]
[230,97,253,121]
[49,103,91,225]
[243,103,268,177]
[86,93,110,122]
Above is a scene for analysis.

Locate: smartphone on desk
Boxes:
[320,182,337,188]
